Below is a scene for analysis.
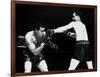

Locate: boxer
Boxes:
[24,25,48,73]
[49,12,93,70]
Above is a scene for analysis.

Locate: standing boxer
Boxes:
[24,25,48,73]
[50,12,93,70]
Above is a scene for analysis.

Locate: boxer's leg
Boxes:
[85,44,93,69]
[86,61,93,69]
[68,58,80,70]
[68,44,84,70]
[24,58,32,73]
[37,60,48,72]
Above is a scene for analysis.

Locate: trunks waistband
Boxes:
[76,40,89,44]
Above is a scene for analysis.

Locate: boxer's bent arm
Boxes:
[54,22,74,33]
[25,32,44,55]
[27,43,44,55]
[34,43,45,55]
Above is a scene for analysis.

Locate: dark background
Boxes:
[16,4,95,73]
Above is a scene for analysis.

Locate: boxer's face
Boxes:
[72,12,80,21]
[39,27,45,32]
[38,27,46,36]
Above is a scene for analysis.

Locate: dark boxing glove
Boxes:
[46,40,58,50]
[46,29,54,36]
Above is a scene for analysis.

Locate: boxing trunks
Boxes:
[73,40,92,61]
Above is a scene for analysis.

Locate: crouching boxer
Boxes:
[24,24,48,73]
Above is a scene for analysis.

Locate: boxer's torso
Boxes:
[72,21,88,41]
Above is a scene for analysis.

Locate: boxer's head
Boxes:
[35,23,46,36]
[72,12,81,21]
[35,23,46,31]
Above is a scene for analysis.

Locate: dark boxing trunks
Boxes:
[24,47,44,65]
[73,41,92,61]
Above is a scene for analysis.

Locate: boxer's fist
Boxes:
[67,32,76,38]
[47,29,54,36]
[41,43,45,48]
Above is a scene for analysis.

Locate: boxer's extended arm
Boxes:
[54,22,74,33]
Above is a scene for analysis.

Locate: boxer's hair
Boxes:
[35,22,46,30]
[74,11,82,17]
